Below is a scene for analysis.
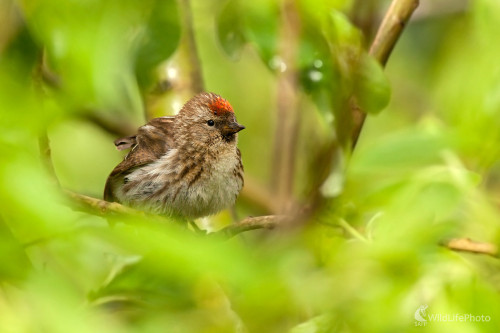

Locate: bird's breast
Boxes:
[118,147,243,218]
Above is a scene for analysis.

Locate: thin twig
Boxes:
[63,189,181,227]
[38,132,60,187]
[337,218,368,243]
[37,48,61,88]
[443,238,498,258]
[35,52,62,188]
[63,190,146,217]
[351,0,419,149]
[369,0,419,67]
[216,215,290,239]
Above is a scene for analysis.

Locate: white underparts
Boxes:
[116,148,243,218]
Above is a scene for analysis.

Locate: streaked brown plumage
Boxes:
[104,92,244,219]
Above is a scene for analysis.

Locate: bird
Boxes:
[104,92,245,219]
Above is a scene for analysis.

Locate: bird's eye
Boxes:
[207,120,215,126]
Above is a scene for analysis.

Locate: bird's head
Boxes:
[176,92,245,148]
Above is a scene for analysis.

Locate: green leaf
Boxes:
[296,9,347,118]
[135,0,181,88]
[0,216,31,282]
[21,0,180,112]
[215,0,279,67]
[296,0,351,19]
[243,0,280,68]
[326,9,362,48]
[353,53,391,114]
[216,0,247,60]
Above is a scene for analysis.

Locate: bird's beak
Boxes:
[221,121,245,136]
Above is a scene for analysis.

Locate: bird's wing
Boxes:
[103,116,175,201]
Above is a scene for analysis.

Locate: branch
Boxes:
[63,190,146,217]
[38,131,60,187]
[63,188,284,234]
[63,186,288,237]
[59,189,500,257]
[369,0,419,67]
[443,238,498,258]
[37,129,153,222]
[351,0,419,149]
[64,187,287,235]
[36,48,61,88]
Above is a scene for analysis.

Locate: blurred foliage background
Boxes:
[1,0,500,332]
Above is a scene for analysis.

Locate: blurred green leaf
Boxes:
[0,216,31,282]
[244,0,280,69]
[326,9,362,48]
[215,0,279,68]
[134,0,181,88]
[216,0,247,60]
[1,25,40,80]
[20,0,180,113]
[353,53,391,114]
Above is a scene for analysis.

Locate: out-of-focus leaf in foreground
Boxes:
[20,0,180,114]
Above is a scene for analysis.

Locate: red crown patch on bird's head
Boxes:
[208,95,234,116]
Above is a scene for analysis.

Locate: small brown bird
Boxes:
[104,92,245,219]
